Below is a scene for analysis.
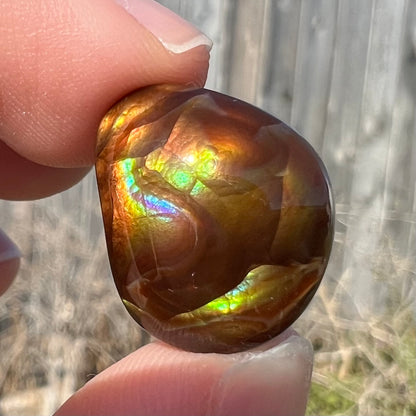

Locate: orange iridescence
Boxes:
[96,85,334,353]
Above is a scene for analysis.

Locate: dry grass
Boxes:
[300,213,416,415]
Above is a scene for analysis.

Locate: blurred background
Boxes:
[0,0,415,415]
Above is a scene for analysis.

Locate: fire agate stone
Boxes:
[96,84,334,353]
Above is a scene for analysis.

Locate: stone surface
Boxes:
[95,84,334,353]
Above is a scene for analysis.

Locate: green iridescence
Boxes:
[123,270,264,322]
[170,169,194,190]
[175,266,274,321]
[204,278,253,314]
[195,269,268,314]
[120,158,139,193]
[117,145,219,223]
[145,146,218,192]
[117,158,145,217]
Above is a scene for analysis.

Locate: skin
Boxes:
[0,1,314,415]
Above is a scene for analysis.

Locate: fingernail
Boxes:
[115,0,213,54]
[212,334,314,416]
[0,229,21,263]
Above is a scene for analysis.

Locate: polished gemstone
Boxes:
[96,84,334,353]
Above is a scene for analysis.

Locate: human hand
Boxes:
[0,1,313,414]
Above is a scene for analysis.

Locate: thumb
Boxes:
[54,330,313,416]
[0,0,211,169]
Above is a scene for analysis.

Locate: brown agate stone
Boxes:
[96,84,334,353]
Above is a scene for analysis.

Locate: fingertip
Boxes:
[0,0,210,168]
[54,342,226,416]
[0,230,21,296]
[55,333,313,416]
[0,258,20,296]
[0,141,91,200]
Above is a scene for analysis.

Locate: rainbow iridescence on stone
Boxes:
[96,85,334,353]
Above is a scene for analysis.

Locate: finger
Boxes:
[0,141,90,200]
[0,229,21,296]
[0,0,211,172]
[55,331,313,416]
